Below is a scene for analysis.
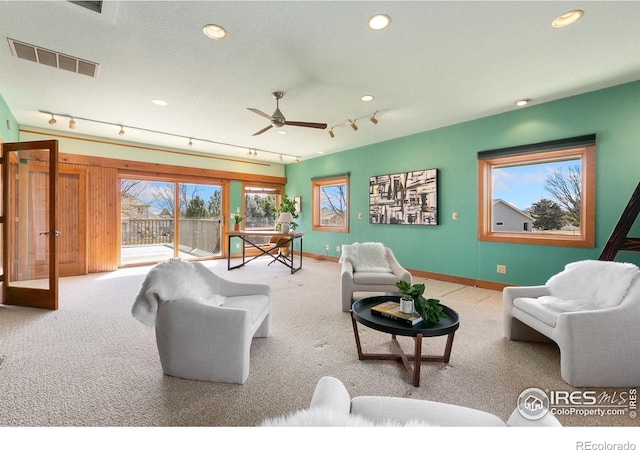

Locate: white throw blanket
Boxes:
[540,260,640,312]
[339,242,392,273]
[131,259,218,327]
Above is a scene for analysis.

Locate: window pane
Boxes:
[491,158,581,234]
[245,187,277,229]
[320,184,347,227]
[178,183,222,257]
[121,179,175,265]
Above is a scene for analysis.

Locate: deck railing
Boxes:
[121,218,222,255]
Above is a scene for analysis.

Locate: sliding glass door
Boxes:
[120,178,223,266]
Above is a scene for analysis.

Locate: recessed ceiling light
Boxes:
[203,24,228,40]
[152,99,167,106]
[360,94,375,102]
[515,98,532,107]
[367,14,391,31]
[278,130,287,134]
[552,10,584,28]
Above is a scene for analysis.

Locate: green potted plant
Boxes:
[395,280,447,323]
[232,213,243,231]
[274,194,299,232]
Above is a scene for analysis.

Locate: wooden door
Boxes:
[2,140,59,310]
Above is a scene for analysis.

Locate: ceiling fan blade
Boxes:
[247,108,274,120]
[284,121,328,130]
[252,124,273,136]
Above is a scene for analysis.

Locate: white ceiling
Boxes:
[1,1,639,164]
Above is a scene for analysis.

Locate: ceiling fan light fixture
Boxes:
[368,14,391,31]
[552,10,584,28]
[48,114,57,125]
[203,24,228,40]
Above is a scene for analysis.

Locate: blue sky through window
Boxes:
[492,159,579,211]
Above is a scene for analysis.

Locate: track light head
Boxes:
[69,118,76,129]
[350,120,358,131]
[188,138,193,147]
[119,126,125,136]
[328,128,335,138]
[370,112,378,125]
[48,114,57,126]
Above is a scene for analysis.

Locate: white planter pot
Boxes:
[399,298,414,314]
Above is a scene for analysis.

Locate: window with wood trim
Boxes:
[477,136,595,247]
[312,175,349,233]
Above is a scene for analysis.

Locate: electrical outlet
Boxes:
[336,246,341,252]
[497,265,507,274]
[324,244,330,251]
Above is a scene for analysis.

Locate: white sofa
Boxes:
[132,259,271,384]
[503,260,640,387]
[340,243,412,312]
[262,376,561,426]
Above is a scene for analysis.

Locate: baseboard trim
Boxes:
[301,252,509,292]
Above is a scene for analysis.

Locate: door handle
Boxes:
[39,231,61,237]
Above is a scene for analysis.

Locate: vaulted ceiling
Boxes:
[1,1,639,164]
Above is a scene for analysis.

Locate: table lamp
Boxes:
[278,212,293,233]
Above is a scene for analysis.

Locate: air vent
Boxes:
[7,38,99,78]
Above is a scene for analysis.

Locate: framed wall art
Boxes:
[369,168,438,225]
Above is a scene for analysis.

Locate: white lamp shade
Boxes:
[278,212,293,223]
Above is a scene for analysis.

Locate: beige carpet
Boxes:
[0,256,635,441]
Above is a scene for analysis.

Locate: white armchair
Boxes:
[503,260,640,387]
[340,242,412,312]
[132,259,271,384]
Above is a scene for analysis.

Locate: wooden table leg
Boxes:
[413,333,423,387]
[351,316,364,360]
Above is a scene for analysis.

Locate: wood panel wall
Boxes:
[61,161,119,272]
[58,152,286,274]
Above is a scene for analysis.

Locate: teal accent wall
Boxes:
[285,81,640,286]
[0,93,19,142]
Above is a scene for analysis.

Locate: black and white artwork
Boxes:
[369,168,438,225]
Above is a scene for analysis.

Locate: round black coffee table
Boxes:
[351,295,460,387]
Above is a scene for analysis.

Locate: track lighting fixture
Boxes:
[349,120,358,131]
[328,128,335,138]
[370,112,378,125]
[294,157,300,163]
[39,110,298,162]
